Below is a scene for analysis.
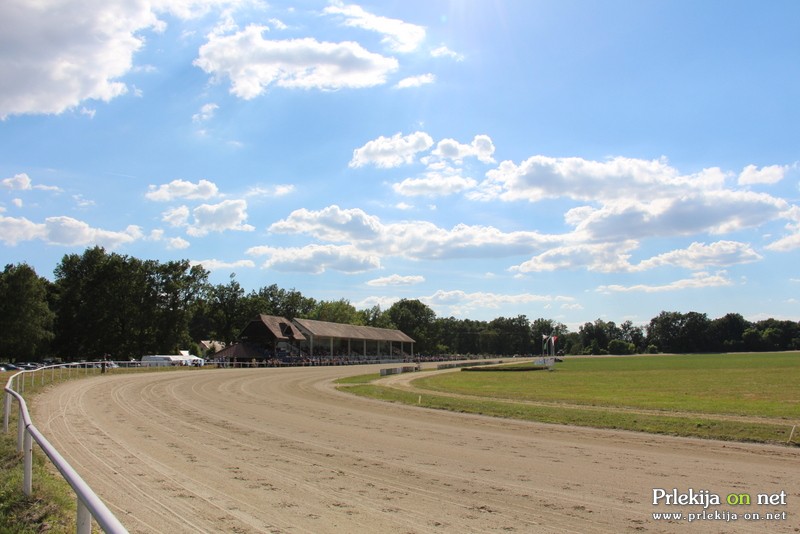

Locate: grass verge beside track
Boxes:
[0,406,76,533]
[337,352,800,446]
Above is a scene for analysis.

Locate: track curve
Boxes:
[32,365,800,533]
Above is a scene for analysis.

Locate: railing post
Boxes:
[77,498,92,534]
[17,405,24,452]
[23,428,33,495]
[3,391,10,433]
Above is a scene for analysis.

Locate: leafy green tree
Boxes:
[386,299,436,353]
[646,311,684,353]
[311,299,361,324]
[52,247,208,359]
[607,339,635,355]
[619,320,645,352]
[0,263,55,361]
[708,313,749,352]
[488,315,533,355]
[206,274,247,346]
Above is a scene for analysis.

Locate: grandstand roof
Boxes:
[293,318,414,343]
[240,314,306,342]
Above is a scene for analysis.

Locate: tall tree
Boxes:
[0,263,54,361]
[386,299,436,353]
[311,299,361,324]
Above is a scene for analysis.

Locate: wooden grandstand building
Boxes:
[223,314,415,365]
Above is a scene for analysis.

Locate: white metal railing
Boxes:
[3,363,130,534]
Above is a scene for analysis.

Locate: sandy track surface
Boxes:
[32,365,799,533]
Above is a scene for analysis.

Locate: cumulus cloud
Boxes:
[162,205,191,227]
[596,271,733,293]
[478,155,729,204]
[0,214,142,248]
[421,290,577,317]
[633,241,762,270]
[323,1,426,53]
[191,258,255,271]
[510,241,640,274]
[146,179,219,201]
[765,206,800,252]
[246,244,380,274]
[268,205,555,261]
[187,199,254,236]
[350,131,433,168]
[194,26,399,99]
[244,184,295,198]
[1,173,33,190]
[564,191,786,241]
[268,205,382,242]
[429,135,496,164]
[0,216,46,245]
[392,170,477,197]
[738,164,787,185]
[0,0,256,117]
[44,216,143,247]
[1,173,61,192]
[166,236,191,250]
[366,274,424,286]
[395,73,435,89]
[192,102,218,122]
[431,45,464,61]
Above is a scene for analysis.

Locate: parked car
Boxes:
[0,363,21,371]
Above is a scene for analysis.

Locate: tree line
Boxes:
[1,247,798,362]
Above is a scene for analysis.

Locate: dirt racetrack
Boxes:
[33,364,799,533]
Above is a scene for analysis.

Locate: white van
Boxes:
[141,354,205,367]
[141,355,185,367]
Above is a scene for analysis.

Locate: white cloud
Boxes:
[479,155,729,204]
[43,216,143,248]
[246,244,380,273]
[269,205,382,242]
[350,131,433,168]
[269,205,555,261]
[510,241,639,274]
[162,205,191,227]
[395,73,435,89]
[166,236,191,250]
[2,173,32,190]
[765,207,800,251]
[634,241,762,270]
[429,135,496,164]
[0,0,156,117]
[564,191,786,241]
[0,214,142,248]
[191,258,255,271]
[244,184,295,198]
[192,102,219,122]
[324,2,426,53]
[431,45,464,61]
[0,0,243,117]
[738,164,787,185]
[392,170,477,197]
[194,26,399,99]
[1,172,61,192]
[421,290,577,317]
[146,179,219,201]
[0,216,46,245]
[187,199,254,236]
[366,274,424,286]
[596,271,733,293]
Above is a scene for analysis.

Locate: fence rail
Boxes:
[3,363,130,534]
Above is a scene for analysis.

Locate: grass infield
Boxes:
[338,352,800,445]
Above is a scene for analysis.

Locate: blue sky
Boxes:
[1,0,799,327]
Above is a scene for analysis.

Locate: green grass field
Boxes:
[339,352,800,445]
